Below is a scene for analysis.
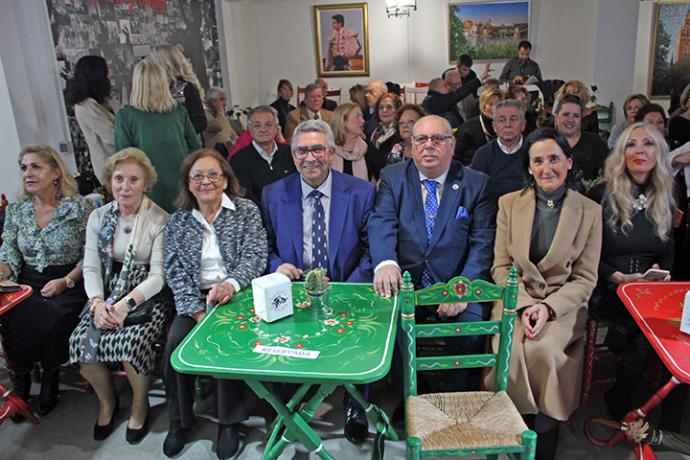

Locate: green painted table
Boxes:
[171,282,399,459]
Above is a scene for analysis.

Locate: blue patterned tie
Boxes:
[309,190,329,271]
[421,179,438,287]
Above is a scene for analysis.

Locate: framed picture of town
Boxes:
[649,1,690,98]
[448,1,529,63]
[313,3,370,77]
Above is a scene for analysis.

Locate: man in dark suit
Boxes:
[421,74,481,129]
[369,114,496,391]
[230,105,295,205]
[261,119,375,444]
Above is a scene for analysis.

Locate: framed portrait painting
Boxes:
[313,3,369,77]
[649,1,690,98]
[449,1,529,63]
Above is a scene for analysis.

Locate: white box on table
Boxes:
[252,272,293,322]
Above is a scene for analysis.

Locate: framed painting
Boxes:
[649,1,690,98]
[449,1,529,63]
[313,3,369,77]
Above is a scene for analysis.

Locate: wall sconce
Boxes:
[385,0,417,18]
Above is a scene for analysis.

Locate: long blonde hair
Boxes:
[330,103,362,145]
[129,59,176,113]
[19,145,78,199]
[603,122,674,241]
[150,44,205,99]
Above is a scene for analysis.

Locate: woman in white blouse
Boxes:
[69,148,169,444]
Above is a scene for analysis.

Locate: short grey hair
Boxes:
[290,119,335,151]
[205,87,226,106]
[444,69,460,81]
[412,115,453,137]
[493,99,525,120]
[247,105,279,125]
[304,83,322,97]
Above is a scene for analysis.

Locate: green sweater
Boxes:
[115,103,201,212]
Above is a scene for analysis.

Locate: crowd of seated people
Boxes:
[5,39,690,460]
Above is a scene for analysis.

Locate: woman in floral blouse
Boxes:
[0,145,94,417]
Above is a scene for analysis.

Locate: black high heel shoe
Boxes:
[93,396,120,441]
[126,407,150,444]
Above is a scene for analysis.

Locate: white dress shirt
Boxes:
[301,171,332,270]
[192,193,241,292]
[252,140,278,168]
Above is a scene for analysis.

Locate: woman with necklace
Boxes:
[0,145,94,417]
[330,102,382,181]
[488,128,602,460]
[454,88,503,166]
[161,149,267,459]
[69,148,169,443]
[587,122,684,430]
[386,103,426,165]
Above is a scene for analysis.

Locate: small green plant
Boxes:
[304,268,329,293]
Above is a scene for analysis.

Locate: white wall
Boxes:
[0,55,23,202]
[220,0,618,107]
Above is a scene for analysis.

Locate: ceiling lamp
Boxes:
[385,0,417,17]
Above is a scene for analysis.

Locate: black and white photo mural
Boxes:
[46,0,222,186]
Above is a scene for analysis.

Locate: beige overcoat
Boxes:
[487,187,602,420]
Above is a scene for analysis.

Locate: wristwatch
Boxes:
[125,297,137,311]
[64,276,75,289]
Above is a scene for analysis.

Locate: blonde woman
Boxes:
[115,59,201,212]
[330,102,382,181]
[554,80,599,134]
[587,122,676,421]
[150,44,207,134]
[454,88,504,165]
[0,145,94,417]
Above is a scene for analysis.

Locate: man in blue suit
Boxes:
[261,119,375,444]
[369,114,496,391]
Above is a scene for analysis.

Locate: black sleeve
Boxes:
[183,83,208,134]
[365,141,387,181]
[424,78,482,115]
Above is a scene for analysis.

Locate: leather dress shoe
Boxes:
[344,401,368,444]
[217,423,240,459]
[163,422,188,458]
[93,399,119,441]
[126,410,150,444]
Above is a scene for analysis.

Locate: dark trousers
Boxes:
[391,303,487,395]
[163,314,247,429]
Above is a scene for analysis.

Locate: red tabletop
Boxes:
[0,285,32,316]
[617,282,690,384]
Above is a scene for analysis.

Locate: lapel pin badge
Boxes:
[452,184,459,190]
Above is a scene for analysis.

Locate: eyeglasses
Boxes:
[412,134,453,146]
[189,171,223,183]
[293,144,327,159]
[249,121,277,129]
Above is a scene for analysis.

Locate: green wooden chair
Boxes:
[398,267,537,459]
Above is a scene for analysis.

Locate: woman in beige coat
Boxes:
[489,128,602,460]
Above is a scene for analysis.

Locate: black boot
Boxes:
[10,365,31,423]
[36,366,59,416]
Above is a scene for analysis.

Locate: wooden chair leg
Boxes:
[407,436,421,460]
[581,318,598,406]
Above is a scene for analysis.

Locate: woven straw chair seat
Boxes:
[406,390,528,451]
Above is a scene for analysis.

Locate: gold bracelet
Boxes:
[89,297,104,315]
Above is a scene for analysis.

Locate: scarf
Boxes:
[333,137,369,181]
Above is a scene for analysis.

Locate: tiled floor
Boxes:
[0,370,688,459]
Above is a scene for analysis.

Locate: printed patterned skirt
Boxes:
[68,293,171,375]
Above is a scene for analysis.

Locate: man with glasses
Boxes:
[364,79,388,135]
[261,119,376,444]
[369,114,496,391]
[422,72,482,129]
[230,106,295,205]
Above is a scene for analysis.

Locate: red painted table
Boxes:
[0,284,37,425]
[585,282,690,459]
